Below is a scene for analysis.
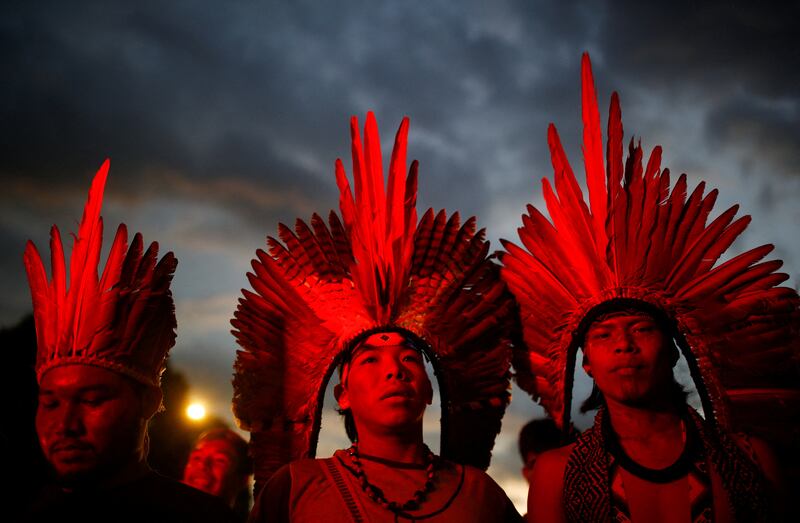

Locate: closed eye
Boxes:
[81,396,110,406]
[632,323,657,334]
[588,331,611,341]
[39,400,59,410]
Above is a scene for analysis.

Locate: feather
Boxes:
[677,244,774,301]
[26,160,177,388]
[24,241,50,355]
[667,204,739,287]
[580,52,607,243]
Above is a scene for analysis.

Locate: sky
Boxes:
[2,0,798,513]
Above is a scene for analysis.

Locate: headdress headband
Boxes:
[24,160,178,387]
[232,113,518,490]
[501,54,800,430]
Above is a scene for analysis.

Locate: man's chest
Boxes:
[611,465,712,523]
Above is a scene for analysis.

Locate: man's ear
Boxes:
[142,386,163,420]
[582,352,593,378]
[334,383,350,410]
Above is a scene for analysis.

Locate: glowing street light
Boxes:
[186,402,207,421]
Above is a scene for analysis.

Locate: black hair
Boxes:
[518,418,573,459]
[338,408,359,443]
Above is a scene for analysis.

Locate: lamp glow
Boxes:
[186,402,206,421]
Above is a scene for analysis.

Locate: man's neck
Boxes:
[605,398,683,440]
[604,398,686,468]
[60,457,151,493]
[355,427,427,464]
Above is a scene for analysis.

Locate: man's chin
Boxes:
[186,477,217,495]
[51,459,104,487]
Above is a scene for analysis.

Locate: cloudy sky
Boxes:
[3,0,798,512]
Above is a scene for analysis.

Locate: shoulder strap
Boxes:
[563,409,612,523]
[320,457,367,523]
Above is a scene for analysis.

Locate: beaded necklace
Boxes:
[346,442,437,513]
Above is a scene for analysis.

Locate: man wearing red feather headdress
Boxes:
[232,113,523,522]
[22,161,235,522]
[501,55,798,523]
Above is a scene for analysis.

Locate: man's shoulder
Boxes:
[455,463,524,522]
[459,463,511,500]
[530,444,574,493]
[526,444,574,523]
[22,473,237,523]
[460,462,500,485]
[538,442,575,471]
[131,472,236,522]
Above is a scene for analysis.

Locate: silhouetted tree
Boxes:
[0,314,48,520]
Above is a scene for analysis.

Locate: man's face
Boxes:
[336,337,433,437]
[36,365,147,485]
[582,312,675,407]
[183,439,243,502]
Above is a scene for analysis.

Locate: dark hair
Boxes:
[194,428,252,476]
[337,408,359,443]
[518,418,567,459]
[335,346,360,443]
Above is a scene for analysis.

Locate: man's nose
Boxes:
[200,455,214,471]
[614,331,638,354]
[386,358,407,380]
[55,403,83,436]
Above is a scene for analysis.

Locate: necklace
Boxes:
[602,408,699,483]
[346,442,437,513]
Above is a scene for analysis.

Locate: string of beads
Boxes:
[346,442,437,513]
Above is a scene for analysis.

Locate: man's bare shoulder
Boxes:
[729,434,782,487]
[536,442,574,472]
[527,443,574,523]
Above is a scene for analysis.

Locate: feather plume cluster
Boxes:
[232,113,518,489]
[24,160,178,386]
[501,54,800,429]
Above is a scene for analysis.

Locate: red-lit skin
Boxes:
[36,364,161,489]
[528,313,685,523]
[582,313,677,409]
[335,342,433,464]
[527,313,784,522]
[182,439,247,507]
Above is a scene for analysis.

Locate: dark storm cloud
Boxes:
[705,95,800,180]
[0,224,35,323]
[1,0,612,220]
[599,1,799,96]
[3,0,795,302]
[594,1,800,179]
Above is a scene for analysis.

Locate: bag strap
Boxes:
[321,457,367,523]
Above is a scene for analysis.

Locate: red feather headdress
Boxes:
[24,160,178,387]
[501,54,800,430]
[232,113,518,489]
